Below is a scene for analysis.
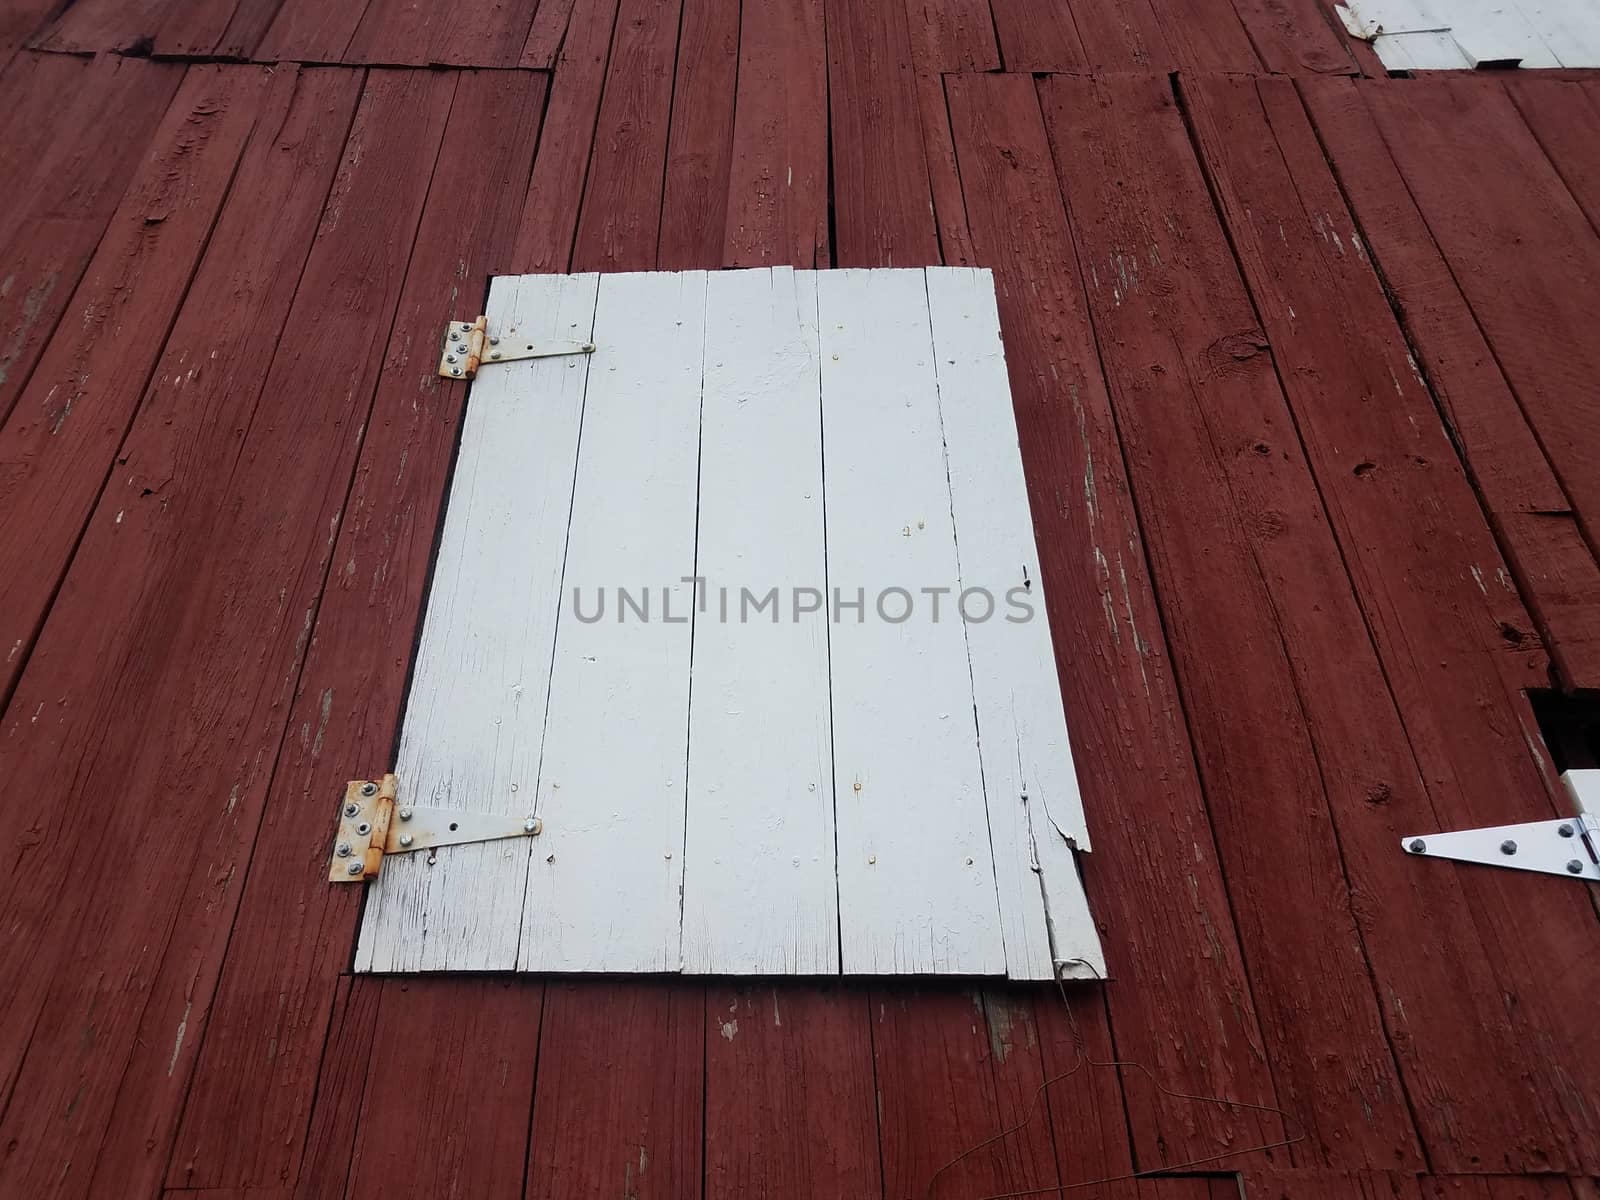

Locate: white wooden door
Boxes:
[356,267,1103,979]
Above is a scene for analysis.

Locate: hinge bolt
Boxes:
[1500,839,1518,855]
[1407,838,1426,853]
[524,816,542,834]
[356,822,372,836]
[489,351,502,360]
[360,781,378,798]
[451,367,463,377]
[344,801,361,817]
[346,860,364,876]
[1567,859,1585,874]
[444,353,457,364]
[399,833,414,848]
[399,807,413,821]
[335,841,352,857]
[1559,823,1575,837]
[489,336,500,346]
[449,329,462,342]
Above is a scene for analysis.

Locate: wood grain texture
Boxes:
[1187,72,1600,1173]
[681,267,836,975]
[1300,74,1600,688]
[946,69,1280,1168]
[1043,70,1432,1171]
[255,0,368,59]
[526,982,704,1200]
[520,270,707,974]
[31,0,173,51]
[1149,0,1263,68]
[0,68,450,1200]
[818,267,1005,976]
[988,0,1086,69]
[903,0,999,69]
[345,0,536,63]
[513,0,621,270]
[523,0,581,64]
[1506,77,1600,241]
[571,0,683,270]
[355,272,600,974]
[0,63,265,704]
[827,0,940,269]
[704,985,881,1197]
[657,0,738,268]
[0,54,182,429]
[926,266,1100,978]
[150,0,287,56]
[913,72,977,267]
[723,0,828,268]
[170,68,544,1190]
[0,52,91,191]
[1227,0,1354,71]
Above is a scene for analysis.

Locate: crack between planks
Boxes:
[562,0,626,272]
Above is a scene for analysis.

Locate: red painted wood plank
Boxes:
[526,982,703,1200]
[1072,0,1178,70]
[944,71,1280,1170]
[287,976,381,1200]
[903,0,1000,70]
[656,0,738,269]
[1506,78,1600,239]
[1147,0,1261,69]
[827,0,939,269]
[0,64,267,706]
[1040,72,1419,1172]
[1226,0,1353,72]
[1186,73,1600,1174]
[512,0,621,270]
[722,0,828,267]
[571,0,683,271]
[1243,1169,1424,1198]
[345,0,537,65]
[255,0,369,62]
[338,980,540,1200]
[1357,78,1600,564]
[1299,74,1600,689]
[0,52,92,234]
[0,55,183,427]
[0,0,63,64]
[151,0,286,56]
[874,987,1064,1200]
[913,72,977,267]
[31,0,172,52]
[1031,987,1132,1189]
[0,68,449,1200]
[168,68,546,1192]
[703,985,880,1198]
[988,0,1086,69]
[522,0,581,65]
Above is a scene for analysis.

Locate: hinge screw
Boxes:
[346,860,364,876]
[489,351,502,360]
[489,336,500,346]
[1407,838,1426,853]
[335,841,352,857]
[1500,839,1518,855]
[1567,859,1585,874]
[399,833,414,848]
[356,822,372,836]
[1559,823,1576,837]
[344,801,361,817]
[399,807,413,821]
[360,781,378,797]
[451,367,463,377]
[449,329,462,342]
[524,816,542,834]
[444,353,457,364]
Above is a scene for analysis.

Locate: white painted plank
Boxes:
[1514,0,1600,64]
[679,268,838,974]
[818,267,1007,976]
[356,272,600,971]
[924,267,1104,980]
[517,271,708,973]
[1373,29,1475,70]
[1445,0,1563,65]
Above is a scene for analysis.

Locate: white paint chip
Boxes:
[357,268,1103,979]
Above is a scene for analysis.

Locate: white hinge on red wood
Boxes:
[329,773,543,882]
[1403,768,1600,881]
[438,316,595,380]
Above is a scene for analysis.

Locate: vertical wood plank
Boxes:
[945,69,1281,1165]
[255,0,368,60]
[902,0,1000,69]
[723,0,829,268]
[513,0,621,271]
[1300,74,1600,688]
[1227,0,1355,71]
[344,0,537,64]
[657,0,739,269]
[0,63,268,704]
[517,270,707,973]
[818,267,1005,976]
[356,272,599,974]
[925,266,1100,980]
[0,68,451,1200]
[987,0,1086,69]
[170,68,545,1190]
[703,985,880,1197]
[827,0,940,269]
[526,981,703,1200]
[680,267,836,975]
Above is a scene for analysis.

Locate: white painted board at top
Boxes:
[355,267,1103,979]
[1340,0,1600,67]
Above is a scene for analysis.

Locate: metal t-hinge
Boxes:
[328,773,543,882]
[438,316,595,380]
[1403,768,1600,881]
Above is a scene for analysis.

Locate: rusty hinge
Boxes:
[329,774,543,881]
[438,316,595,380]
